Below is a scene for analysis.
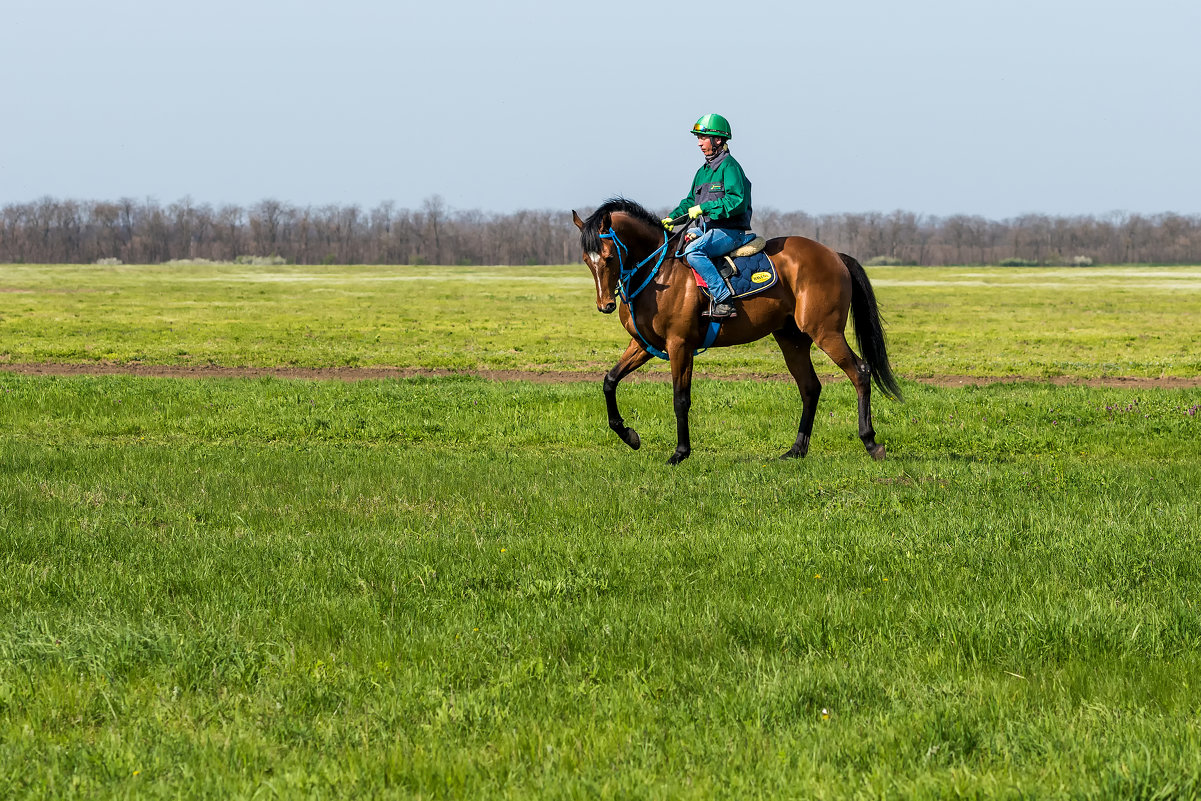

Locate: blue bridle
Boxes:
[597,226,720,360]
[598,226,670,302]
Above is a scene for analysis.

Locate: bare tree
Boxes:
[4,196,1201,266]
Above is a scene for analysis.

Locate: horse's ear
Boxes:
[572,210,585,231]
[599,212,612,232]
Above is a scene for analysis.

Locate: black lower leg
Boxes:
[667,384,692,465]
[855,362,884,458]
[604,372,641,450]
[783,382,821,459]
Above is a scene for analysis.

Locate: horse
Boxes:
[571,198,902,465]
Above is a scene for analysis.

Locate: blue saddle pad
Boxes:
[698,250,778,299]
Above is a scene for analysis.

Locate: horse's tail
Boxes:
[839,253,903,401]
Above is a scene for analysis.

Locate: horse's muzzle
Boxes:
[598,301,617,314]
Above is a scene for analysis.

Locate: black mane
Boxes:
[579,197,663,254]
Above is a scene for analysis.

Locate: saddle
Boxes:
[692,235,778,301]
[729,235,767,258]
[718,236,767,277]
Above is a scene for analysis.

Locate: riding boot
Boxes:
[704,296,737,319]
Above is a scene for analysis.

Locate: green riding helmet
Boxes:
[691,113,732,139]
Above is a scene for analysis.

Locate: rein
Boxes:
[598,226,719,360]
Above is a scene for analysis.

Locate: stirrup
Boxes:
[703,299,737,319]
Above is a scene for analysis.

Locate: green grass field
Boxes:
[3,262,1201,376]
[2,264,1201,798]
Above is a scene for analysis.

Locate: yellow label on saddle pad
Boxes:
[751,271,772,284]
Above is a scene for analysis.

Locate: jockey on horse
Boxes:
[661,113,755,320]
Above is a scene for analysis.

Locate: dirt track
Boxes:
[2,362,1199,389]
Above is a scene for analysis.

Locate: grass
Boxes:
[2,262,1201,797]
[2,262,1201,376]
[3,373,1201,798]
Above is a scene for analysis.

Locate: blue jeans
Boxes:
[684,228,755,303]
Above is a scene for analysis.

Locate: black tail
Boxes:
[839,253,903,401]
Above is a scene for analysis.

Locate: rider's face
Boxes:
[696,135,721,157]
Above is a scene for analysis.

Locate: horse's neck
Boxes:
[613,219,660,256]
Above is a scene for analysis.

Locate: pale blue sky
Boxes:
[3,0,1198,218]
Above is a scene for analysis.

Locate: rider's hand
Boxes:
[660,217,674,232]
[687,205,703,219]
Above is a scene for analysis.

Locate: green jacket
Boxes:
[669,150,752,230]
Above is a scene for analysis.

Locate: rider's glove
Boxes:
[660,217,674,232]
[687,205,704,219]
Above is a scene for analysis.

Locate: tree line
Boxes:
[3,195,1200,266]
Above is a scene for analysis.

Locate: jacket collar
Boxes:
[704,147,729,171]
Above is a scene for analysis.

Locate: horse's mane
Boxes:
[579,197,664,254]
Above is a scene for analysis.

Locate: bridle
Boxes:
[597,226,670,302]
[595,224,719,360]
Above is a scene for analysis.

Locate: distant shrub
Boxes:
[864,255,908,266]
[999,257,1040,267]
[234,255,288,266]
[1070,255,1094,267]
[95,257,123,265]
[165,258,218,266]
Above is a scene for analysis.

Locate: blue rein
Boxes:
[598,226,720,360]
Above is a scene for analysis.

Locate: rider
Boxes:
[662,113,754,320]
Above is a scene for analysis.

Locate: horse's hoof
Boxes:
[780,447,807,460]
[666,450,690,466]
[612,425,641,450]
[869,444,887,461]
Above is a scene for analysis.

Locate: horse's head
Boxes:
[573,199,667,315]
[572,208,619,313]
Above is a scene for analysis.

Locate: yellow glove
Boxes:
[660,217,674,232]
[687,205,703,219]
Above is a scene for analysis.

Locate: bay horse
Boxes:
[571,198,902,465]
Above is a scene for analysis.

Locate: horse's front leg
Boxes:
[665,341,694,465]
[604,339,654,450]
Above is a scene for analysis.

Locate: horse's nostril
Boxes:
[600,302,617,314]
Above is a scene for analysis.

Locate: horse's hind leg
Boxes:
[772,324,822,459]
[814,330,886,460]
[604,339,654,450]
